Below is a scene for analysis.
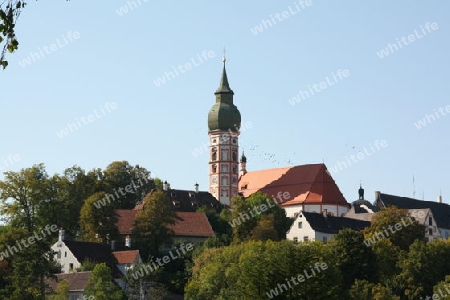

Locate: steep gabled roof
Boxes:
[134,189,223,213]
[63,240,122,277]
[115,211,215,238]
[376,193,450,229]
[46,271,92,292]
[171,212,215,237]
[115,209,138,234]
[302,211,370,234]
[238,163,348,207]
[112,250,139,264]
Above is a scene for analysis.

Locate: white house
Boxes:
[286,210,370,243]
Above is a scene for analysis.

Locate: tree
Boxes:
[229,192,293,243]
[330,229,376,290]
[433,275,450,300]
[364,206,425,251]
[398,239,450,298]
[0,0,25,68]
[349,279,399,300]
[0,226,59,300]
[132,190,177,260]
[79,192,118,243]
[103,161,154,209]
[185,240,342,299]
[0,163,50,231]
[84,263,124,300]
[49,279,69,300]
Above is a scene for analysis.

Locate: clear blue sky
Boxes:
[1,1,449,204]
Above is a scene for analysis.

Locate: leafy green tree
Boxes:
[49,279,69,300]
[398,239,450,298]
[349,279,399,300]
[433,275,450,300]
[229,192,293,243]
[85,263,124,300]
[185,240,342,299]
[197,206,231,245]
[364,206,425,251]
[0,163,50,231]
[0,0,26,68]
[0,227,59,300]
[103,161,154,209]
[79,192,118,243]
[330,229,376,290]
[132,190,177,260]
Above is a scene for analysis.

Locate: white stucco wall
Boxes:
[51,241,81,273]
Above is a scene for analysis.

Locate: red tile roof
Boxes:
[170,212,215,237]
[115,210,138,234]
[238,163,348,207]
[112,250,139,264]
[116,210,215,238]
[46,272,92,292]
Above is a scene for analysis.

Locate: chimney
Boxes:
[111,240,117,251]
[58,228,65,242]
[163,181,168,191]
[438,195,443,203]
[323,209,328,218]
[375,191,381,202]
[125,236,131,248]
[194,182,199,193]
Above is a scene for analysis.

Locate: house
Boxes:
[286,210,370,243]
[45,271,92,300]
[50,229,141,290]
[112,250,142,276]
[238,163,350,218]
[374,191,447,239]
[115,209,215,246]
[134,187,223,213]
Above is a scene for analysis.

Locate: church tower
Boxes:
[207,58,241,206]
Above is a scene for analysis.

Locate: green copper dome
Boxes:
[208,61,241,131]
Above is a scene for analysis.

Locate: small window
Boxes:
[298,222,302,229]
[69,263,74,272]
[429,216,433,226]
[57,250,61,259]
[233,138,237,144]
[429,228,433,236]
[303,236,309,242]
[323,236,328,243]
[293,237,298,243]
[64,251,67,258]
